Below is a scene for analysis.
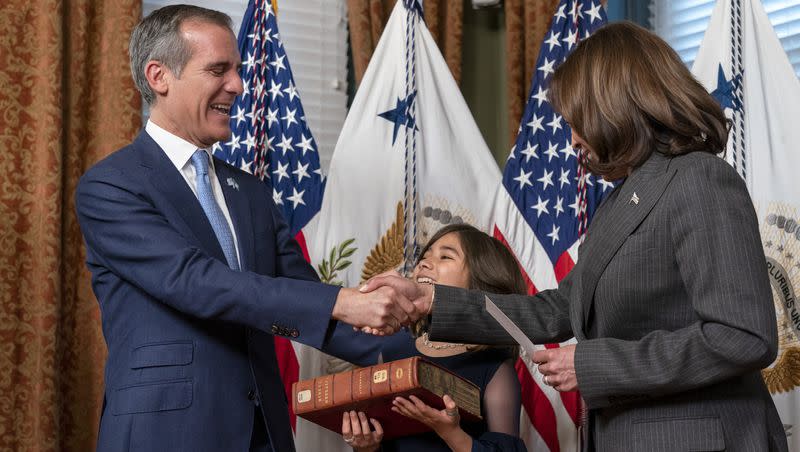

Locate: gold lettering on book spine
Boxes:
[373,369,388,383]
[297,389,311,404]
[315,378,331,406]
[356,369,370,399]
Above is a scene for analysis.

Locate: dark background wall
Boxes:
[459,0,649,167]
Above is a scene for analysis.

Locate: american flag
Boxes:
[213,0,324,236]
[212,0,324,430]
[492,1,612,450]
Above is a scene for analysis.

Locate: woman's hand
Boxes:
[341,411,383,452]
[533,344,578,392]
[355,269,430,335]
[391,394,460,435]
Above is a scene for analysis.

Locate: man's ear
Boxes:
[144,60,171,97]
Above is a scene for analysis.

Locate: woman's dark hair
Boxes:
[549,22,729,180]
[416,224,527,296]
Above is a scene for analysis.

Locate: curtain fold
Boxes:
[347,0,464,86]
[0,0,141,450]
[504,0,560,144]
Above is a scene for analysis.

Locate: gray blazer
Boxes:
[428,151,788,451]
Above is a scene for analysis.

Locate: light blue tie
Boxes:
[191,150,240,270]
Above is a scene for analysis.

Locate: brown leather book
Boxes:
[292,356,482,439]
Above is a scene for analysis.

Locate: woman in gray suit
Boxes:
[364,22,788,451]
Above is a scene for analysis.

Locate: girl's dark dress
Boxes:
[377,330,527,452]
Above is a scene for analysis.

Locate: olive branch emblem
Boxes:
[317,238,357,286]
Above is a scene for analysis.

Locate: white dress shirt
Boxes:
[145,120,241,267]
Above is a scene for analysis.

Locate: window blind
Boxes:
[651,0,800,77]
[276,1,348,172]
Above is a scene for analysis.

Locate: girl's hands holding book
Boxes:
[341,411,383,452]
[391,394,460,432]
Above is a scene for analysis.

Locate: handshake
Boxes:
[331,272,435,335]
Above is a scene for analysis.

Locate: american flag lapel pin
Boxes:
[226,177,240,191]
[630,192,639,205]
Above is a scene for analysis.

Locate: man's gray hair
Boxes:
[129,5,232,105]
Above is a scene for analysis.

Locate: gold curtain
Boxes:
[504,0,608,144]
[347,0,465,86]
[0,0,141,450]
[504,0,560,144]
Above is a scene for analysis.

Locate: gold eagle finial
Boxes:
[361,202,406,283]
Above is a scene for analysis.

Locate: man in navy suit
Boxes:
[76,5,413,451]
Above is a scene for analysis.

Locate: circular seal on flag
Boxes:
[760,203,800,394]
[415,194,477,247]
[360,197,479,282]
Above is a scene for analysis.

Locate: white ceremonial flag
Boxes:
[295,1,501,450]
[693,1,800,449]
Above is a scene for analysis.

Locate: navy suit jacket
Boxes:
[77,131,375,451]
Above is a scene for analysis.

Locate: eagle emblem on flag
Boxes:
[760,204,800,394]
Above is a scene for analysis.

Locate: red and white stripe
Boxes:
[493,188,582,452]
